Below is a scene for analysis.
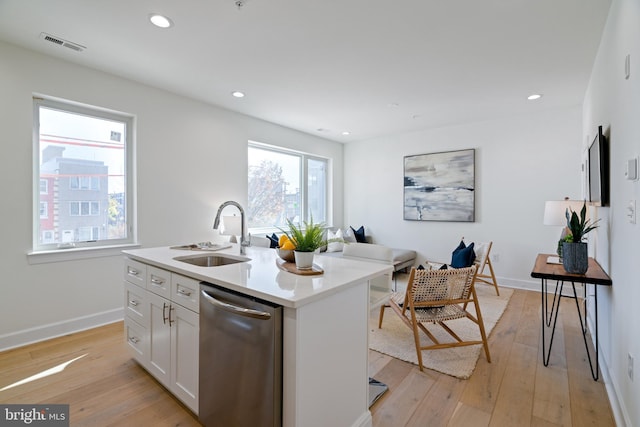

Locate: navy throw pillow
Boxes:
[351,226,367,243]
[266,233,279,248]
[451,241,476,268]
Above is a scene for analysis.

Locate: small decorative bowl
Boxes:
[276,248,295,263]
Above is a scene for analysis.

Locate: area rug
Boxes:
[369,285,513,379]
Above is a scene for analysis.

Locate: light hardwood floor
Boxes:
[0,288,615,427]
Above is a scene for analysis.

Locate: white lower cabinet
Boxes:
[147,291,199,412]
[124,259,199,415]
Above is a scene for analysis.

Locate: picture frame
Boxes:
[403,149,475,222]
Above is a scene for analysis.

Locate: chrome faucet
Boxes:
[213,200,248,254]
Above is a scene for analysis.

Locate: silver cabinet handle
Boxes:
[128,268,138,276]
[129,300,139,307]
[201,290,271,320]
[128,336,140,344]
[177,288,192,297]
[162,302,168,324]
[150,277,164,286]
[168,305,175,326]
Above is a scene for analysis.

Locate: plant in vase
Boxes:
[279,217,337,270]
[562,201,600,274]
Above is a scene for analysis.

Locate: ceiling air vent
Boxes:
[39,32,86,52]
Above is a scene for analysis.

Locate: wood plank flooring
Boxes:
[0,288,615,427]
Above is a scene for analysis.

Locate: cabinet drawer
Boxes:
[171,273,199,313]
[147,266,171,298]
[124,281,148,327]
[124,317,149,366]
[124,258,147,288]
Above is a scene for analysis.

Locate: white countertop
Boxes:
[123,244,392,308]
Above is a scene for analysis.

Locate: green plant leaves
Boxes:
[565,201,600,242]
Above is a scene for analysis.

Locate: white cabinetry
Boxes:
[123,258,199,414]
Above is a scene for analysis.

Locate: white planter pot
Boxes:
[294,251,314,270]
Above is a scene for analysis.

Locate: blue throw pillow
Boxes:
[351,226,367,243]
[451,241,476,268]
[266,233,279,248]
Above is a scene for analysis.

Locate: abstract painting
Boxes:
[404,149,475,222]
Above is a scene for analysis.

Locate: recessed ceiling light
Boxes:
[231,91,245,98]
[149,14,173,28]
[527,94,542,100]
[341,131,351,136]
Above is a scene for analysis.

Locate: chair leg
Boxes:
[410,316,424,372]
[378,305,386,329]
[486,258,500,296]
[471,289,492,363]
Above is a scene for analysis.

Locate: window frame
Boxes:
[31,95,137,257]
[247,141,330,234]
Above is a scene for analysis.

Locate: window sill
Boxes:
[27,243,141,265]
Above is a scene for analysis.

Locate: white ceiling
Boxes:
[0,0,612,143]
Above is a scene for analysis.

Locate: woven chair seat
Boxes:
[388,292,467,323]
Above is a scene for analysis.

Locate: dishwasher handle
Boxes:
[201,290,272,320]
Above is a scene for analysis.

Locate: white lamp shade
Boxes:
[219,215,242,236]
[543,200,587,226]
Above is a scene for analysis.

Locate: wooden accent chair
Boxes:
[378,265,491,372]
[473,241,500,296]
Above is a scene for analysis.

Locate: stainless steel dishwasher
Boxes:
[199,282,282,427]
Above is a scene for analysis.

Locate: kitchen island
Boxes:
[123,244,392,427]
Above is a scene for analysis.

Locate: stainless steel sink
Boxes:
[174,254,249,267]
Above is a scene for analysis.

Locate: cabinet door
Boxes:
[170,303,199,414]
[147,292,171,387]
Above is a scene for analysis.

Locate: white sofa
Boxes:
[319,228,417,273]
[250,227,417,273]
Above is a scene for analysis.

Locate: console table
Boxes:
[530,253,612,381]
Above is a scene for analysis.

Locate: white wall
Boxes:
[0,41,344,348]
[344,107,583,288]
[583,0,640,425]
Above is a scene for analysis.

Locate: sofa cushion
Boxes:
[350,225,367,243]
[326,228,344,252]
[451,241,476,268]
[266,233,279,248]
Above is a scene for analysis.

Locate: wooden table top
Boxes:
[530,253,612,286]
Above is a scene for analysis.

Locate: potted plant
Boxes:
[279,217,331,270]
[562,201,600,274]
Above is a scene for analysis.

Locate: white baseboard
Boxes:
[0,308,124,352]
[352,411,372,427]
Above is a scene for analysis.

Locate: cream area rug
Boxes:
[369,284,513,379]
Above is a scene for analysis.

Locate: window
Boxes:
[33,96,135,252]
[69,175,100,190]
[69,201,100,216]
[39,202,48,219]
[248,142,329,231]
[42,230,54,244]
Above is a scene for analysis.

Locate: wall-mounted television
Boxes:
[588,125,609,206]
